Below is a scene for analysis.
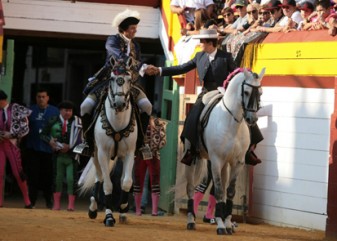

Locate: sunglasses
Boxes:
[247,10,258,14]
[223,13,233,17]
[259,11,270,15]
[270,8,280,14]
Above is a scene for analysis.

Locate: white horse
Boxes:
[184,68,265,235]
[79,57,138,227]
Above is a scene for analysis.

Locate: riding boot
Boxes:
[245,144,262,166]
[134,192,142,216]
[67,195,76,211]
[193,191,204,215]
[180,140,195,166]
[204,194,216,223]
[52,192,61,210]
[74,114,94,156]
[151,193,160,216]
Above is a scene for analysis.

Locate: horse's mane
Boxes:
[223,67,251,90]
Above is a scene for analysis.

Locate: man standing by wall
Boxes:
[25,89,59,208]
[0,90,32,208]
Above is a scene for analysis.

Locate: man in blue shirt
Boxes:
[25,89,59,208]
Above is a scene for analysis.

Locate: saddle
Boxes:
[199,88,224,152]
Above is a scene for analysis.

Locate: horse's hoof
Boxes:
[186,223,196,230]
[226,228,233,235]
[217,228,226,235]
[104,215,116,227]
[119,215,127,224]
[88,209,97,219]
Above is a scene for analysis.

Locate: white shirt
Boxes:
[170,0,196,23]
[190,0,215,10]
[291,11,303,26]
[208,49,217,62]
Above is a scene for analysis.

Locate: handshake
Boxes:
[145,65,160,76]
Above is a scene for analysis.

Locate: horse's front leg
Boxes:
[224,160,244,234]
[118,151,134,224]
[212,161,228,235]
[97,148,116,227]
[88,156,104,219]
[185,163,197,230]
[88,180,103,219]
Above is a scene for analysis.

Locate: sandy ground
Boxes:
[0,194,332,241]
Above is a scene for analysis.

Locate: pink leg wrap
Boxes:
[193,191,204,215]
[205,194,216,219]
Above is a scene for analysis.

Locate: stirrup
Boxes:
[73,142,92,157]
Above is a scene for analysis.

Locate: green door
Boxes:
[158,60,179,214]
[0,40,14,99]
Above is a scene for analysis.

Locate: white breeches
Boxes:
[80,96,96,116]
[80,95,152,116]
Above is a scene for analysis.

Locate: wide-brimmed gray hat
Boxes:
[192,29,219,39]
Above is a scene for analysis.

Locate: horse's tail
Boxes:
[78,157,96,196]
[78,157,116,196]
[193,157,208,187]
[169,157,208,202]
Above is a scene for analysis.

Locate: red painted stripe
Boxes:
[263,30,337,43]
[262,75,335,88]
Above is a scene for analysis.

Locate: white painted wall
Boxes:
[253,86,332,230]
[2,0,160,39]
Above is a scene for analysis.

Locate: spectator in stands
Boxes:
[170,0,196,26]
[297,1,317,30]
[40,101,82,211]
[224,0,236,8]
[0,90,32,208]
[279,0,303,31]
[25,89,59,209]
[243,4,273,33]
[258,5,273,26]
[301,0,335,31]
[217,7,238,35]
[329,0,337,35]
[228,0,249,34]
[241,3,261,32]
[193,0,217,30]
[255,0,288,32]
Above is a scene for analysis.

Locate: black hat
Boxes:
[265,0,282,9]
[299,1,315,11]
[58,101,74,110]
[280,0,297,7]
[112,9,140,31]
[0,90,8,100]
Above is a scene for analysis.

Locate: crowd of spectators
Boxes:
[171,0,337,37]
[171,0,336,67]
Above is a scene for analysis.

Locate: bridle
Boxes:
[107,69,132,112]
[222,76,261,124]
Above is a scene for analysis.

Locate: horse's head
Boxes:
[107,57,134,112]
[240,68,264,125]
